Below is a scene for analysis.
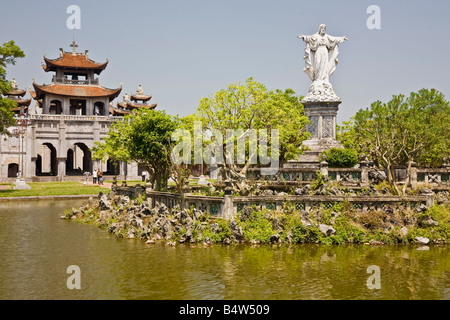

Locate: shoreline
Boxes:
[64,192,449,246]
[0,194,98,202]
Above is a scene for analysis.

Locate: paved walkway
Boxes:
[78,180,113,188]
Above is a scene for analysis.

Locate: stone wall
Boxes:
[110,184,435,220]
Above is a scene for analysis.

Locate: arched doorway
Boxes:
[66,143,92,175]
[49,100,62,115]
[69,99,87,115]
[94,101,105,116]
[8,163,19,178]
[36,143,57,176]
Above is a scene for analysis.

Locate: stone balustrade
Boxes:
[28,114,124,122]
[246,162,450,188]
[110,184,435,219]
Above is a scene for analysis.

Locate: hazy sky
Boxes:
[2,0,450,123]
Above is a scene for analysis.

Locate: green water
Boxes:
[0,200,448,300]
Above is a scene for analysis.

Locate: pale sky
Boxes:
[2,0,450,124]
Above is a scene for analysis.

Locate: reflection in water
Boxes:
[0,200,448,300]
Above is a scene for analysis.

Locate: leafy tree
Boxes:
[191,77,310,189]
[0,40,25,134]
[92,109,179,190]
[339,89,450,194]
[91,117,131,177]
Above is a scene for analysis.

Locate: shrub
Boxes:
[321,148,359,168]
[238,209,275,243]
[202,219,231,243]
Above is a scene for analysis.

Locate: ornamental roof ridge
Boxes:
[42,44,108,74]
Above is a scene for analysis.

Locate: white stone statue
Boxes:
[136,85,144,95]
[123,93,130,102]
[298,24,348,103]
[11,78,18,90]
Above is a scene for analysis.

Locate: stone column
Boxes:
[319,157,328,177]
[30,157,37,181]
[57,157,67,181]
[359,154,371,187]
[57,118,67,180]
[86,99,93,116]
[43,96,50,114]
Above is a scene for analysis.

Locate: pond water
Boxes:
[0,200,448,300]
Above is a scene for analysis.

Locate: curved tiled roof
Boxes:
[126,102,157,110]
[42,52,108,74]
[4,89,27,97]
[130,94,152,102]
[9,98,31,107]
[32,83,121,101]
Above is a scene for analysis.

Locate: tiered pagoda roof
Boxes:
[32,42,122,105]
[2,78,31,113]
[41,41,108,74]
[115,85,157,112]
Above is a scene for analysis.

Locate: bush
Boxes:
[321,148,359,168]
[238,209,275,243]
[202,219,231,243]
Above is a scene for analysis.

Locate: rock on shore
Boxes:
[64,192,448,246]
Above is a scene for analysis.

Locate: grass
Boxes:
[0,181,110,197]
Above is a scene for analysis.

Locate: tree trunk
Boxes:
[386,163,400,195]
[402,159,413,196]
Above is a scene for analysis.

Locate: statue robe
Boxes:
[303,33,346,84]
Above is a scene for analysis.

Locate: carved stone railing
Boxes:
[231,195,431,216]
[52,76,99,85]
[415,168,450,185]
[108,186,435,219]
[246,167,363,184]
[28,114,124,122]
[247,162,450,188]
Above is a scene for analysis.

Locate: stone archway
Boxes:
[8,163,19,178]
[94,101,105,116]
[36,143,57,176]
[49,100,62,115]
[65,142,92,175]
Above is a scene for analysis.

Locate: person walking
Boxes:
[141,169,147,182]
[92,168,97,184]
[83,171,91,186]
[97,169,103,185]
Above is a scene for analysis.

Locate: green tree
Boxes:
[0,40,25,134]
[91,117,131,177]
[92,109,179,190]
[339,89,450,194]
[192,77,310,188]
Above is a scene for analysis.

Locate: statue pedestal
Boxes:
[13,178,31,190]
[285,101,343,169]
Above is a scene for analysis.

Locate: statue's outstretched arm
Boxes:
[297,34,308,42]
